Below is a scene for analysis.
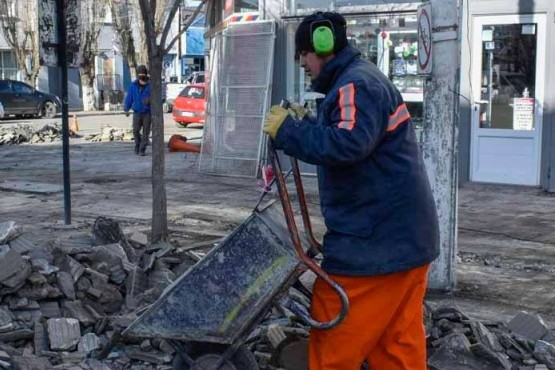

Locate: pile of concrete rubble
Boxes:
[426,306,555,370]
[0,219,554,370]
[0,123,78,145]
[85,127,134,142]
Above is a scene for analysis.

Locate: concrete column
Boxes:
[422,0,461,290]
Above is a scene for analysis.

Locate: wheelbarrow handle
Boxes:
[268,141,349,330]
[289,156,322,257]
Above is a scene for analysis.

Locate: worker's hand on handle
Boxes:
[263,105,288,140]
[289,102,307,119]
[125,111,131,117]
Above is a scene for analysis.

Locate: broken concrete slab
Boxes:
[17,284,61,301]
[86,359,113,370]
[34,322,49,355]
[470,342,512,369]
[39,301,61,319]
[0,329,34,342]
[61,301,96,327]
[128,232,148,247]
[0,308,14,333]
[0,249,32,288]
[46,318,81,351]
[470,320,505,352]
[9,234,41,254]
[509,312,549,342]
[57,271,76,300]
[0,245,9,259]
[124,267,148,310]
[0,181,63,195]
[27,273,48,286]
[77,333,100,354]
[533,341,555,370]
[12,355,52,370]
[0,222,21,244]
[30,259,59,276]
[88,244,129,284]
[54,254,85,283]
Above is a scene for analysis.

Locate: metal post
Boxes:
[422,0,461,290]
[57,0,71,224]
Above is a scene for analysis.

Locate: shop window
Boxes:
[291,14,424,127]
[0,51,17,80]
[234,0,258,12]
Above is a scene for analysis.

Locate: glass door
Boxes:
[470,14,546,185]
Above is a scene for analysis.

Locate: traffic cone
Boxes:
[70,114,79,133]
[168,134,201,153]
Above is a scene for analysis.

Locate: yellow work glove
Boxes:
[263,105,288,139]
[289,102,307,119]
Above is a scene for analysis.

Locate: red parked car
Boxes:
[172,84,206,127]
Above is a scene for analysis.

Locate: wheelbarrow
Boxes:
[121,143,349,369]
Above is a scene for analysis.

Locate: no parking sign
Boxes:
[417,2,433,75]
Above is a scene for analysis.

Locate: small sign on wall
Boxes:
[417,2,433,75]
[513,97,535,131]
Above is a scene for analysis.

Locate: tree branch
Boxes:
[137,0,158,56]
[159,0,180,50]
[163,0,206,55]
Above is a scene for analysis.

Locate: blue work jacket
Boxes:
[124,80,151,114]
[274,46,440,276]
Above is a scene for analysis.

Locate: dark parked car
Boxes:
[0,80,60,119]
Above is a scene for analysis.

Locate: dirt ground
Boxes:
[1,126,555,328]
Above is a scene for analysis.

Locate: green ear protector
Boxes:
[311,18,336,56]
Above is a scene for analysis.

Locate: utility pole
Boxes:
[178,3,182,82]
[57,0,71,225]
[422,0,461,290]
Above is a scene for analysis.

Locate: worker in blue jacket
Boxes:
[124,64,151,156]
[264,12,440,370]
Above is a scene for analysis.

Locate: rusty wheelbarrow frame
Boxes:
[119,143,349,369]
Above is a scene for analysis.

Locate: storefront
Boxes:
[459,0,555,190]
[278,2,423,125]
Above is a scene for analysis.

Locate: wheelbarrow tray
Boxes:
[123,201,307,345]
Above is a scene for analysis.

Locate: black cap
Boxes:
[137,65,148,75]
[295,12,348,57]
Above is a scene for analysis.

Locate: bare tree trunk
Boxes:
[149,56,168,242]
[136,0,205,242]
[79,0,104,111]
[109,0,138,78]
[80,71,96,111]
[0,0,40,86]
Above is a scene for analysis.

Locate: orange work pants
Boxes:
[309,264,430,370]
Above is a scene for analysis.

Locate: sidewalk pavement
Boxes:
[0,139,554,325]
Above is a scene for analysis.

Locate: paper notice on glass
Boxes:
[522,24,536,35]
[513,98,535,131]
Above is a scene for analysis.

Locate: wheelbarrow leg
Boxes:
[169,340,203,370]
[209,341,243,370]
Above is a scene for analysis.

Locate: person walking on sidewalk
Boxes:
[124,65,151,156]
[263,11,440,370]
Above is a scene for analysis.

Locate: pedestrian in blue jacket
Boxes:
[124,65,151,156]
[264,12,440,370]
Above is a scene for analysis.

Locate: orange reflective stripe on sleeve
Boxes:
[338,83,356,131]
[387,103,411,132]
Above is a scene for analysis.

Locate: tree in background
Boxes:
[108,0,139,79]
[79,0,107,111]
[107,0,171,78]
[136,0,206,242]
[0,0,40,85]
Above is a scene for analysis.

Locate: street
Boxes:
[0,112,204,142]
